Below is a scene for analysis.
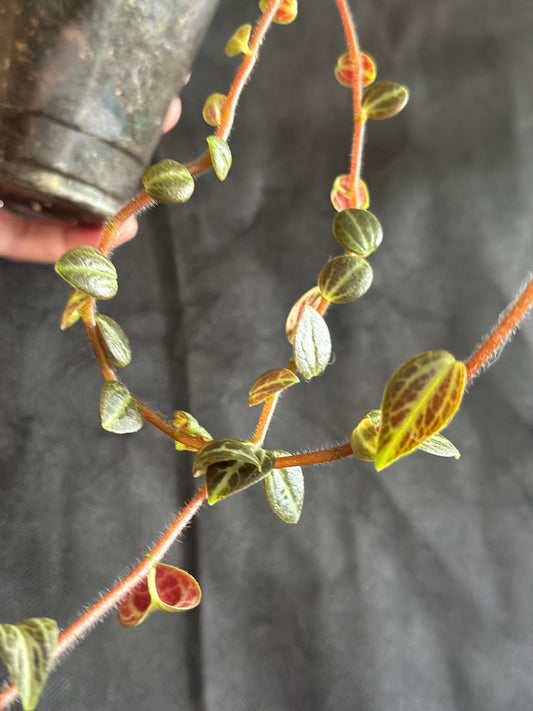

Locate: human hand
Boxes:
[0,96,183,263]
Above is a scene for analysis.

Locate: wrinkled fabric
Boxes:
[2,0,533,709]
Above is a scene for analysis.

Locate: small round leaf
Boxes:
[225,24,252,56]
[334,51,376,89]
[318,255,373,304]
[100,382,143,434]
[142,160,195,204]
[259,0,297,24]
[202,93,227,127]
[331,174,369,212]
[55,247,117,300]
[362,80,409,120]
[332,208,383,257]
[350,416,378,461]
[95,315,132,367]
[293,305,332,380]
[264,451,304,524]
[206,136,232,181]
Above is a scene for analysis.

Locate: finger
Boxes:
[161,97,182,134]
[0,210,138,264]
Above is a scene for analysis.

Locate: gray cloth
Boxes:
[2,0,533,709]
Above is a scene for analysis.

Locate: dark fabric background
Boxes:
[2,0,533,709]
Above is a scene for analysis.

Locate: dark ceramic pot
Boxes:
[0,0,219,225]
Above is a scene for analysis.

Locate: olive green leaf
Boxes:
[193,438,264,478]
[206,136,232,181]
[55,247,117,300]
[375,351,466,470]
[225,24,252,56]
[0,618,59,710]
[60,289,90,330]
[172,411,212,452]
[248,368,300,406]
[362,80,409,120]
[293,305,332,380]
[263,451,304,524]
[332,208,383,257]
[100,382,143,434]
[142,160,195,203]
[318,255,373,304]
[95,315,131,367]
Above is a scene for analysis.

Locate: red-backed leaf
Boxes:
[334,51,376,89]
[375,351,466,471]
[60,289,90,330]
[118,563,201,628]
[330,174,369,212]
[285,286,323,345]
[202,93,227,127]
[248,368,300,406]
[259,0,297,24]
[172,411,212,451]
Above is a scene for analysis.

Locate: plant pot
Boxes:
[0,0,219,225]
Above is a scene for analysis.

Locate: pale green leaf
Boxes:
[100,382,143,434]
[293,305,331,379]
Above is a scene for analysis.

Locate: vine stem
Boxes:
[465,272,533,381]
[252,393,280,446]
[0,486,207,711]
[275,442,353,468]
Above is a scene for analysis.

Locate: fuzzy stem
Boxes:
[98,192,155,257]
[465,272,533,381]
[252,393,280,446]
[0,487,207,711]
[275,441,353,468]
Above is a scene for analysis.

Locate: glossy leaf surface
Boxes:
[118,564,201,628]
[202,93,227,127]
[293,305,331,380]
[225,24,252,56]
[55,247,117,300]
[60,289,90,330]
[95,315,131,367]
[0,618,59,710]
[193,439,265,478]
[172,411,212,451]
[100,382,143,434]
[350,415,378,461]
[264,451,304,523]
[331,174,369,212]
[248,368,300,406]
[318,255,373,303]
[362,81,409,120]
[334,51,376,88]
[142,160,195,204]
[285,286,323,345]
[375,351,466,470]
[332,208,383,257]
[206,136,232,181]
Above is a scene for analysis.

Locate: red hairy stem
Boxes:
[275,442,354,468]
[0,487,207,711]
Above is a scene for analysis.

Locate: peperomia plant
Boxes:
[1,0,532,708]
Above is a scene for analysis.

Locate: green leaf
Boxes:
[118,563,201,628]
[263,451,304,523]
[95,315,131,367]
[60,289,90,330]
[100,382,143,434]
[416,432,461,458]
[55,247,117,300]
[350,415,379,461]
[375,351,466,470]
[362,80,409,120]
[0,618,59,710]
[332,208,383,257]
[142,159,195,203]
[248,368,300,406]
[225,24,252,56]
[285,286,323,345]
[206,449,277,504]
[206,136,232,181]
[202,93,227,127]
[293,305,331,380]
[172,411,212,452]
[318,255,373,304]
[193,438,264,478]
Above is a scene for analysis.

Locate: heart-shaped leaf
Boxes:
[118,563,201,628]
[263,451,304,523]
[375,351,466,470]
[293,305,331,380]
[206,136,232,181]
[225,24,252,56]
[95,315,131,367]
[55,247,117,300]
[100,382,143,434]
[202,93,227,127]
[60,289,90,330]
[285,286,323,345]
[332,208,383,257]
[0,618,59,710]
[248,368,300,406]
[206,448,277,504]
[331,174,369,212]
[142,160,195,203]
[172,411,212,451]
[318,255,373,304]
[362,80,409,120]
[259,0,297,24]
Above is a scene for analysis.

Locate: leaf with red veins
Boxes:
[248,368,300,406]
[259,0,297,24]
[202,93,227,127]
[375,350,466,471]
[118,563,201,628]
[330,175,369,212]
[334,51,376,88]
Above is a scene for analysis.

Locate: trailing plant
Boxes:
[1,0,532,707]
